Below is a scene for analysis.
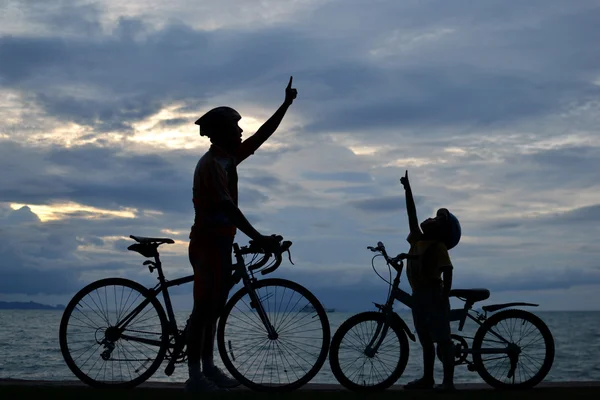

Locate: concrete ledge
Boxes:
[1,379,599,399]
[2,378,600,390]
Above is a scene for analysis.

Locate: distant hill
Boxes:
[0,301,65,310]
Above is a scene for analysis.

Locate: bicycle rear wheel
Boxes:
[217,278,330,391]
[59,278,169,388]
[472,309,555,389]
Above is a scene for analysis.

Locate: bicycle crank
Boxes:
[165,345,183,376]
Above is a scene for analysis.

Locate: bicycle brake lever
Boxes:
[286,249,294,265]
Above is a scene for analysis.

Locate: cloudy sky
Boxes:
[1,0,599,312]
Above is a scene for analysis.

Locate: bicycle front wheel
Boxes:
[59,278,169,388]
[217,278,330,392]
[328,311,409,391]
[472,309,555,389]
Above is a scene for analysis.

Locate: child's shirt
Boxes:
[406,236,452,292]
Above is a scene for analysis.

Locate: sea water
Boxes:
[0,310,598,385]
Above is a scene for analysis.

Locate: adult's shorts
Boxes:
[188,235,234,318]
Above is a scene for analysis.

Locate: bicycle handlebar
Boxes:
[235,235,294,276]
[367,241,418,270]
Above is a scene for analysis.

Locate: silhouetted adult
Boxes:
[185,77,298,392]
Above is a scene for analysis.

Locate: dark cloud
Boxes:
[306,69,583,133]
[0,141,276,214]
[497,146,600,192]
[485,221,523,231]
[479,202,600,232]
[580,244,600,254]
[302,171,373,183]
[552,204,600,224]
[349,195,425,213]
[157,118,188,128]
[238,186,269,206]
[349,196,405,213]
[243,175,282,189]
[25,0,103,37]
[239,168,317,204]
[0,36,71,83]
[324,185,380,195]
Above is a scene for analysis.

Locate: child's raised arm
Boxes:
[400,170,422,240]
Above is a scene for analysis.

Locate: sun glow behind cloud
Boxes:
[10,202,137,222]
[124,105,271,150]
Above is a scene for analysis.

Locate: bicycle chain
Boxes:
[121,328,164,336]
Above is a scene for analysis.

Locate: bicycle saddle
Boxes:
[130,235,175,244]
[449,288,490,302]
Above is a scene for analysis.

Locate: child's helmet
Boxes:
[445,211,461,250]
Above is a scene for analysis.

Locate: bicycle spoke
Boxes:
[274,340,301,382]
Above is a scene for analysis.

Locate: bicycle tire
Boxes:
[329,311,409,391]
[217,278,330,392]
[472,309,555,389]
[59,278,169,388]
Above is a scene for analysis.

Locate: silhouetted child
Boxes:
[400,170,461,392]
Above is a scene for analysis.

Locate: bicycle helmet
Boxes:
[194,106,241,137]
[445,211,461,250]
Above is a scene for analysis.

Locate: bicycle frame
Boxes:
[115,243,277,347]
[367,245,514,357]
[115,265,193,347]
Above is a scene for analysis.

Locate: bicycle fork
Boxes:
[364,307,395,358]
[247,285,278,339]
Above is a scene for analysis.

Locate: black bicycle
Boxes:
[59,234,331,391]
[328,241,555,391]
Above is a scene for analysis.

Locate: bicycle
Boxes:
[328,241,555,391]
[59,234,331,392]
